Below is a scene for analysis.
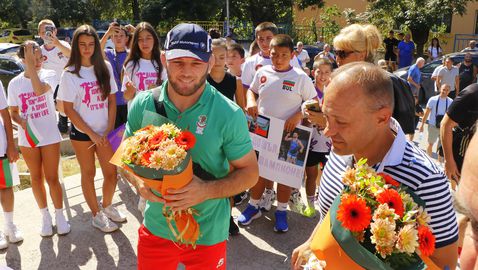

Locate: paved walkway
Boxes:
[0,125,441,270]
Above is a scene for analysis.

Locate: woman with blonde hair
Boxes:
[330,24,416,136]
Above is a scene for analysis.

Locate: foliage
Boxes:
[0,0,32,28]
[296,0,325,10]
[319,5,341,43]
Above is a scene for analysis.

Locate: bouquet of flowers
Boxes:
[309,158,440,270]
[110,111,200,247]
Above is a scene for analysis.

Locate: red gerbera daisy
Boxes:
[376,189,405,217]
[140,151,154,166]
[378,172,400,187]
[149,131,167,149]
[175,130,196,150]
[337,194,372,232]
[418,226,436,257]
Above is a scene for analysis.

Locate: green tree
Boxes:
[319,5,341,43]
[0,0,32,28]
[367,0,478,56]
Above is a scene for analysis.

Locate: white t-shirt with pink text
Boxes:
[121,58,162,94]
[57,62,118,135]
[7,69,61,147]
[0,82,8,156]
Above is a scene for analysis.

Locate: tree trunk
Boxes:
[131,0,140,24]
[410,26,430,58]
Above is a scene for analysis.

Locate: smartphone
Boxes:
[304,100,321,112]
[44,25,55,44]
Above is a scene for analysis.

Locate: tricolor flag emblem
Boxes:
[283,80,295,87]
[25,118,42,148]
[0,158,20,189]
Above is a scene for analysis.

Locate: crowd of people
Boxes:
[0,18,477,270]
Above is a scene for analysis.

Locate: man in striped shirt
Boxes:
[291,62,458,270]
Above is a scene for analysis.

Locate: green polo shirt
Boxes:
[125,81,252,245]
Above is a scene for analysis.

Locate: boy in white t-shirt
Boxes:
[38,19,71,134]
[241,22,302,211]
[238,34,317,232]
[0,82,23,249]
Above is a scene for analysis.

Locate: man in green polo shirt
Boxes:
[120,23,258,269]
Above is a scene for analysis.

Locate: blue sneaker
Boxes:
[238,204,261,225]
[274,210,288,232]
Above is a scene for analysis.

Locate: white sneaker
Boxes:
[259,189,276,211]
[0,232,8,249]
[289,189,306,214]
[138,197,146,216]
[92,211,119,233]
[55,214,71,235]
[40,214,54,237]
[5,223,23,243]
[103,204,127,223]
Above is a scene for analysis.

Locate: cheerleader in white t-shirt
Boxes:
[122,22,164,101]
[58,25,126,233]
[0,81,22,249]
[8,42,69,237]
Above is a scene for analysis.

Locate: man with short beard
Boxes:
[120,23,258,269]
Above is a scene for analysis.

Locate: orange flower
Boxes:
[337,194,372,232]
[376,189,405,217]
[418,226,436,257]
[149,131,167,149]
[175,130,196,150]
[140,151,154,166]
[378,173,400,187]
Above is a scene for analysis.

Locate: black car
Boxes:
[393,52,478,103]
[0,54,23,91]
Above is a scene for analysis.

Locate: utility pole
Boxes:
[226,0,230,36]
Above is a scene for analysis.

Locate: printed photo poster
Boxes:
[247,114,312,189]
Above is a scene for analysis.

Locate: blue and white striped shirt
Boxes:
[318,119,458,248]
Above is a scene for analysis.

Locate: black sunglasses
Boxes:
[335,50,356,59]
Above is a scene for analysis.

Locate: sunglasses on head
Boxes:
[335,50,356,59]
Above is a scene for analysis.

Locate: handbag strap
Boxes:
[150,87,217,181]
[435,97,448,116]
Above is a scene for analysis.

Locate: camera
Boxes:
[44,25,55,45]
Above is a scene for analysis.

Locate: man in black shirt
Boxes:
[459,53,478,91]
[441,84,478,182]
[383,30,399,71]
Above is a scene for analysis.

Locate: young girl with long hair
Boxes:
[8,41,69,236]
[122,22,164,101]
[428,38,443,62]
[58,25,125,232]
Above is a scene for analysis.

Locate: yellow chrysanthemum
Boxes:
[416,207,431,226]
[370,218,397,258]
[342,168,357,186]
[396,224,419,254]
[373,204,398,222]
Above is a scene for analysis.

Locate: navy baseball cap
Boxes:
[164,23,212,62]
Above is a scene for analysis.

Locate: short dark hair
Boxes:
[255,22,278,37]
[17,40,39,59]
[270,34,293,52]
[208,28,221,39]
[227,43,245,59]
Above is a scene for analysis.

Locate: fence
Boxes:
[454,34,478,52]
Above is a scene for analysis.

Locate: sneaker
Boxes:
[302,205,316,218]
[274,210,289,233]
[233,191,248,206]
[92,211,119,233]
[0,232,8,249]
[238,204,262,226]
[55,214,71,235]
[58,115,69,134]
[259,189,276,211]
[5,224,23,243]
[229,216,240,236]
[40,214,53,237]
[103,204,127,223]
[289,190,305,214]
[138,197,146,216]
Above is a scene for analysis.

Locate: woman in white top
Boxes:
[58,25,125,233]
[428,38,443,62]
[0,81,22,248]
[122,22,163,101]
[7,42,69,237]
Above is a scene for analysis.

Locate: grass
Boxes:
[15,155,100,191]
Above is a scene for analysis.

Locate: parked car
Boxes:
[0,43,20,54]
[56,27,76,42]
[97,30,114,49]
[393,52,478,103]
[0,54,23,91]
[0,29,34,44]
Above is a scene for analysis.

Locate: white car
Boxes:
[0,43,20,55]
